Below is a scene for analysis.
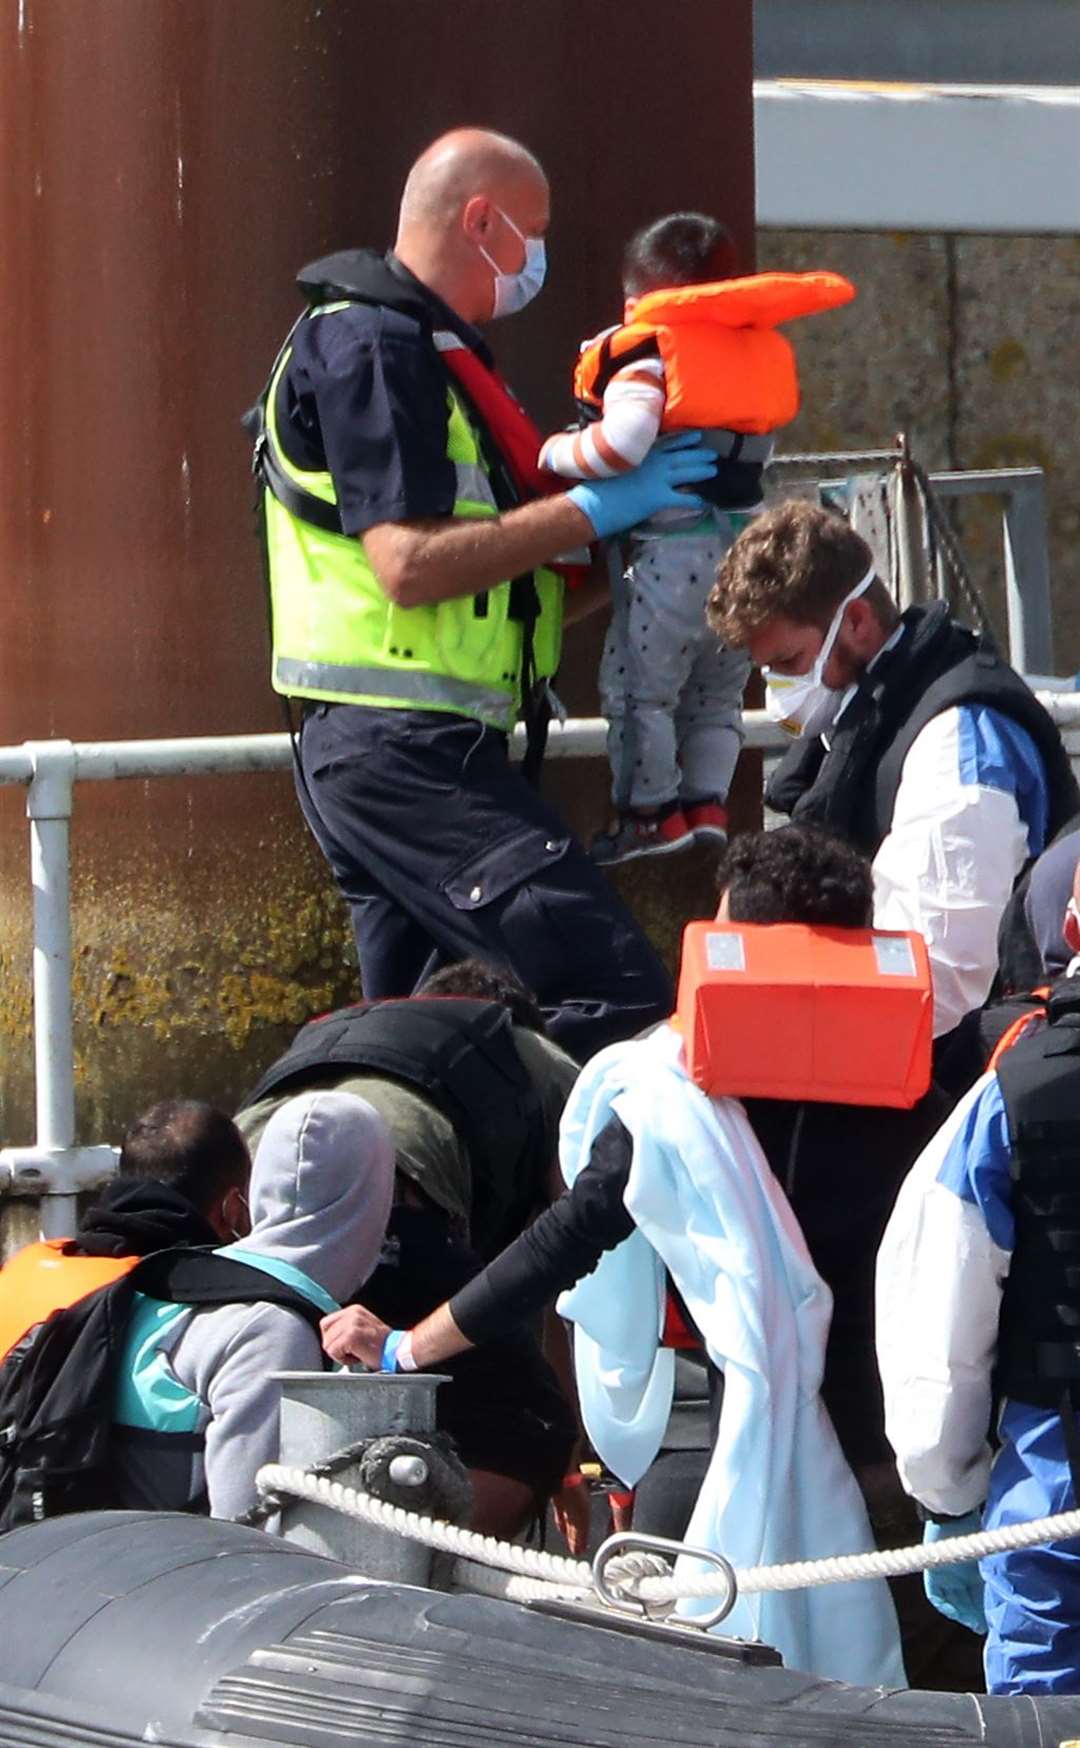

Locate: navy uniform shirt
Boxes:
[273,254,486,536]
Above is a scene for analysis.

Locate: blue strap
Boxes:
[214,1244,339,1316]
[380,1329,407,1373]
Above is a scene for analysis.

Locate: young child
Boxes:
[540,213,854,864]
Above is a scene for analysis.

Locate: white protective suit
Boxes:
[557,1025,905,1689]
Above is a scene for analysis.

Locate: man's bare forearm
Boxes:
[409,1301,471,1368]
[362,496,594,609]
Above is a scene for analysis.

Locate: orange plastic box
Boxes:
[675,921,933,1109]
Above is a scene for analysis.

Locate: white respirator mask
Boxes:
[762,566,876,739]
[478,207,547,318]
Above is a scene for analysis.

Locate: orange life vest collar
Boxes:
[628,270,855,333]
[574,270,855,438]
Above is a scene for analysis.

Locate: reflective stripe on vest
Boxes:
[271,657,514,722]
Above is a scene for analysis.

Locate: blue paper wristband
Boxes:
[380,1329,407,1373]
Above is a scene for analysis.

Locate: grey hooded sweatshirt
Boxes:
[116,1091,394,1521]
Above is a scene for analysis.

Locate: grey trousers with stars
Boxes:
[599,521,752,811]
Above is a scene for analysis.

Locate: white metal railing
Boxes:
[0,717,775,1236]
[4,698,1080,1236]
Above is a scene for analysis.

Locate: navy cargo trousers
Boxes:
[296,704,673,1063]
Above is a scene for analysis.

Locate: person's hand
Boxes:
[552,1475,591,1554]
[922,1512,987,1634]
[320,1303,390,1368]
[567,433,718,540]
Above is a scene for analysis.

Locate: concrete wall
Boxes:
[755,0,1080,85]
[759,229,1080,669]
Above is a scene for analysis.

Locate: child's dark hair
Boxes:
[622,212,740,299]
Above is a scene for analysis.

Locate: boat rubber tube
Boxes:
[0,1512,1077,1747]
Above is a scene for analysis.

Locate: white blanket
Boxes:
[557,1024,905,1689]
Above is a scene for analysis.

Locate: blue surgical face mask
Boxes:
[478,206,547,318]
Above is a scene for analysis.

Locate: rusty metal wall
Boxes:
[0,0,754,1143]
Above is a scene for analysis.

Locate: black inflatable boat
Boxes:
[1,1512,1079,1747]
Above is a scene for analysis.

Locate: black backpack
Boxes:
[0,1248,325,1532]
[242,998,549,1262]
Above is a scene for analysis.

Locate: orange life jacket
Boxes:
[573,271,855,437]
[676,920,933,1110]
[0,1240,138,1361]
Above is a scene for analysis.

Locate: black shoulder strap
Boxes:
[590,331,662,401]
[254,430,345,536]
[245,308,347,537]
[130,1249,327,1336]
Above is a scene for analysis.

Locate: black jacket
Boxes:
[451,1091,948,1472]
[766,603,1079,857]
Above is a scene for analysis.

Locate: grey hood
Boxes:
[241,1091,394,1302]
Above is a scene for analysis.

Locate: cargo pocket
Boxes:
[441,822,628,1002]
[442,826,571,913]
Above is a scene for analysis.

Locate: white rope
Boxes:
[259,1465,591,1585]
[257,1463,1080,1608]
[689,1507,1080,1602]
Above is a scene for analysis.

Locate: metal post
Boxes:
[892,435,930,611]
[276,1371,448,1579]
[0,743,116,1237]
[1003,471,1054,677]
[27,744,77,1238]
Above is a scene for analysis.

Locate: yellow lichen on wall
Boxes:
[989,338,1027,384]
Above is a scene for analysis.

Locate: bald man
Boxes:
[249,129,715,1059]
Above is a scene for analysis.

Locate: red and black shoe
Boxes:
[683,799,729,846]
[590,806,694,866]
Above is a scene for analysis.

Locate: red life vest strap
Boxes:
[439,342,591,588]
[661,1288,701,1351]
[988,989,1050,1070]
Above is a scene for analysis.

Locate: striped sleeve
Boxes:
[540,356,667,480]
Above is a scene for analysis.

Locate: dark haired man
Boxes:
[418,956,546,1032]
[323,825,957,1685]
[322,828,969,1684]
[0,1102,251,1362]
[540,214,852,862]
[324,832,942,1464]
[235,960,579,1542]
[707,500,1078,1043]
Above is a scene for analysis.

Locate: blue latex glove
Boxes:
[567,432,719,540]
[923,1512,987,1634]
